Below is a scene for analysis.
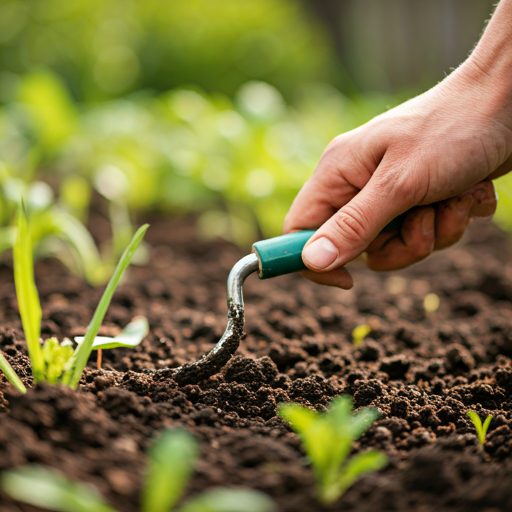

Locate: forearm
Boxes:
[472,0,512,72]
[462,0,512,125]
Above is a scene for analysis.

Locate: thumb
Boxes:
[301,173,415,271]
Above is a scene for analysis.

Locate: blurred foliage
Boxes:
[0,0,343,102]
[1,0,511,283]
[1,69,399,248]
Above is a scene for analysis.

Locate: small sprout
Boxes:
[0,204,149,392]
[41,338,74,385]
[1,429,276,512]
[75,317,149,370]
[279,395,387,505]
[424,293,440,313]
[467,411,492,446]
[352,324,371,346]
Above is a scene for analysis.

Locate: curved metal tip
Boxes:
[153,253,259,384]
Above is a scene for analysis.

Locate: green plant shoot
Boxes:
[0,211,149,392]
[1,429,276,512]
[42,338,74,385]
[467,411,492,445]
[279,395,387,505]
[352,324,371,346]
[62,223,149,388]
[13,206,44,382]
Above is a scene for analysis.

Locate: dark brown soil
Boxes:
[2,215,512,512]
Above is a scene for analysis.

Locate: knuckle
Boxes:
[375,166,416,199]
[332,206,370,245]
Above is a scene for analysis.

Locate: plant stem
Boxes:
[97,348,102,370]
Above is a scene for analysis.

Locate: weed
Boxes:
[1,429,276,512]
[467,411,492,446]
[0,205,149,391]
[278,395,387,505]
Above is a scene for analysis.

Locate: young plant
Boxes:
[467,411,492,446]
[279,395,387,505]
[0,205,149,391]
[1,429,276,512]
[351,324,371,346]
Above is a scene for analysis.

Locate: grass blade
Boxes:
[0,352,26,393]
[74,317,148,350]
[62,224,148,388]
[13,205,44,382]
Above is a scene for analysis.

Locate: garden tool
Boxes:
[158,216,404,384]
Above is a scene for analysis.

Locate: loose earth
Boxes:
[1,215,512,512]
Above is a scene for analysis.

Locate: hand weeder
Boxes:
[154,215,404,384]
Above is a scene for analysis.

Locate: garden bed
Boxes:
[1,214,512,512]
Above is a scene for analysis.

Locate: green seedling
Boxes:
[279,395,387,505]
[1,428,276,512]
[0,205,149,392]
[352,324,371,346]
[467,411,492,446]
[75,316,149,369]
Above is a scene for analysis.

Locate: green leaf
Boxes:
[350,407,381,439]
[322,451,388,505]
[0,352,26,393]
[179,488,276,512]
[13,205,44,382]
[62,224,149,388]
[1,465,117,512]
[42,337,75,384]
[278,403,318,433]
[328,396,353,433]
[482,414,493,441]
[142,429,198,512]
[19,71,78,152]
[74,317,148,350]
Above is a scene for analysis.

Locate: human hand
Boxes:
[283,58,512,288]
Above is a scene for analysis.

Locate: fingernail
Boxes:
[457,195,473,214]
[302,237,339,270]
[421,210,435,236]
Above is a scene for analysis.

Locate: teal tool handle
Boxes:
[252,213,407,279]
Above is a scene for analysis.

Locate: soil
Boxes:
[2,214,512,512]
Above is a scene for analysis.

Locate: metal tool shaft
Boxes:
[166,253,259,384]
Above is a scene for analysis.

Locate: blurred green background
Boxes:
[0,0,509,281]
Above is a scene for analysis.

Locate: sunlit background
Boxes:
[1,0,510,283]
